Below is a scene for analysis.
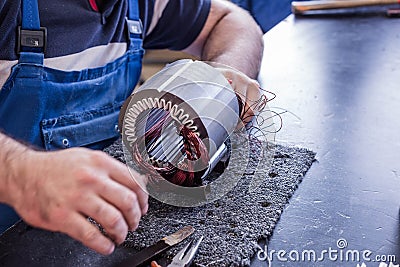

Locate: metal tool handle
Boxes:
[292,0,400,14]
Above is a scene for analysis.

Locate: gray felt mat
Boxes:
[0,139,315,267]
[104,138,316,267]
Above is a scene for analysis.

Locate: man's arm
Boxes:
[184,0,263,79]
[0,133,148,255]
[184,0,264,123]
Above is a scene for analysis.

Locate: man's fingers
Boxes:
[247,81,262,108]
[94,152,148,214]
[243,80,262,121]
[97,179,142,231]
[14,148,149,256]
[126,169,149,215]
[232,78,260,123]
[63,213,115,255]
[77,195,128,245]
[217,67,262,123]
[109,163,149,215]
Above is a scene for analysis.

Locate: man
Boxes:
[0,0,263,255]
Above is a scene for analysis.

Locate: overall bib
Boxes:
[0,0,144,233]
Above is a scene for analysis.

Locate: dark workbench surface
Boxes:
[253,7,400,267]
[1,6,399,267]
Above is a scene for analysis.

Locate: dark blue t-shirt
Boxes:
[0,0,211,60]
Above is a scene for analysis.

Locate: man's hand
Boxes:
[184,0,265,125]
[0,134,148,255]
[216,66,266,125]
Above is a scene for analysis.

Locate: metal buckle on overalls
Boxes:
[126,18,143,35]
[17,26,47,53]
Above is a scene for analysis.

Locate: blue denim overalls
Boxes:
[0,0,144,233]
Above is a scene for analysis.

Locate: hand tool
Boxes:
[151,236,204,267]
[167,236,203,267]
[115,226,195,267]
[292,0,400,15]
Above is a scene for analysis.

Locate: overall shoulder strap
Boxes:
[126,0,144,43]
[18,0,45,64]
[22,0,40,30]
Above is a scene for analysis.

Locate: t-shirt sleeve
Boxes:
[141,0,211,50]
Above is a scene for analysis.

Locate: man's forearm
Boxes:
[185,0,264,79]
[201,2,263,79]
[0,133,30,205]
